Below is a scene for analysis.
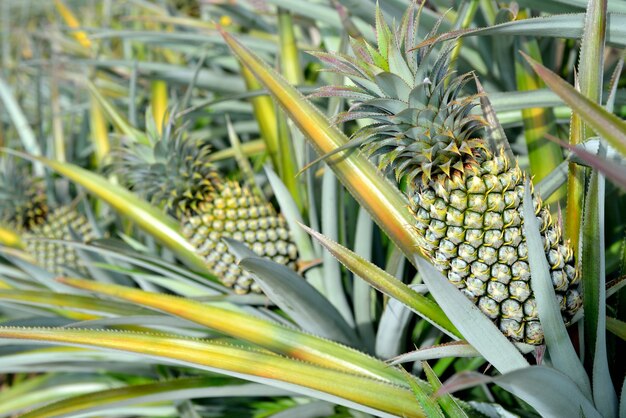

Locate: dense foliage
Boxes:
[0,0,625,417]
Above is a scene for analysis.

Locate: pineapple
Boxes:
[108,126,298,294]
[313,6,582,344]
[0,159,95,275]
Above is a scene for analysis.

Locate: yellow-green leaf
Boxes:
[58,277,407,386]
[300,223,460,339]
[0,327,424,418]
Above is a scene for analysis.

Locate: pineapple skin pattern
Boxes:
[109,128,298,294]
[314,5,582,344]
[25,206,95,276]
[182,181,297,293]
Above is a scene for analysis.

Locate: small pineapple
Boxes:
[313,6,582,344]
[0,159,95,275]
[108,126,298,294]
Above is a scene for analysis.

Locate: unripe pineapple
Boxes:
[108,125,298,294]
[0,159,95,275]
[313,6,582,344]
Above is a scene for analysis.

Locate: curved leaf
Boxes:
[0,327,424,418]
[300,223,459,339]
[522,54,626,157]
[225,238,359,347]
[20,378,290,418]
[389,342,481,365]
[57,277,407,385]
[440,367,601,418]
[522,181,592,398]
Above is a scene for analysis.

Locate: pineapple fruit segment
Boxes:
[24,206,95,275]
[109,126,299,294]
[314,5,582,344]
[182,181,297,294]
[1,159,95,275]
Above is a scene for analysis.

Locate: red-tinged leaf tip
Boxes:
[215,23,227,36]
[522,51,626,157]
[545,133,626,190]
[520,51,542,72]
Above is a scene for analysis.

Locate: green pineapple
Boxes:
[108,126,298,294]
[0,159,95,275]
[313,6,582,344]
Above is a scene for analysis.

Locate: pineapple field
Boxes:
[0,0,625,417]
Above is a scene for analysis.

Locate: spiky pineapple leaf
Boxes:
[19,377,289,418]
[225,238,359,347]
[0,290,154,318]
[424,13,626,47]
[0,327,423,418]
[57,277,407,386]
[86,81,149,145]
[300,223,459,338]
[522,54,626,157]
[582,168,619,416]
[388,342,480,365]
[522,181,592,399]
[422,361,468,418]
[548,135,626,190]
[399,366,444,418]
[439,367,601,418]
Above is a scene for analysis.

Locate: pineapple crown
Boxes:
[0,158,48,231]
[311,4,488,187]
[107,123,223,218]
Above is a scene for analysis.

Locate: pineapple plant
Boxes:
[108,124,298,294]
[0,158,95,275]
[311,6,582,344]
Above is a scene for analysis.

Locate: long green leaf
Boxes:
[225,238,359,347]
[570,0,607,260]
[0,78,41,157]
[389,342,480,365]
[447,13,626,47]
[583,167,618,416]
[19,378,290,418]
[57,277,407,385]
[441,366,602,418]
[422,362,468,418]
[0,290,153,317]
[86,81,149,145]
[300,224,459,339]
[0,327,423,418]
[521,181,591,398]
[521,55,626,157]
